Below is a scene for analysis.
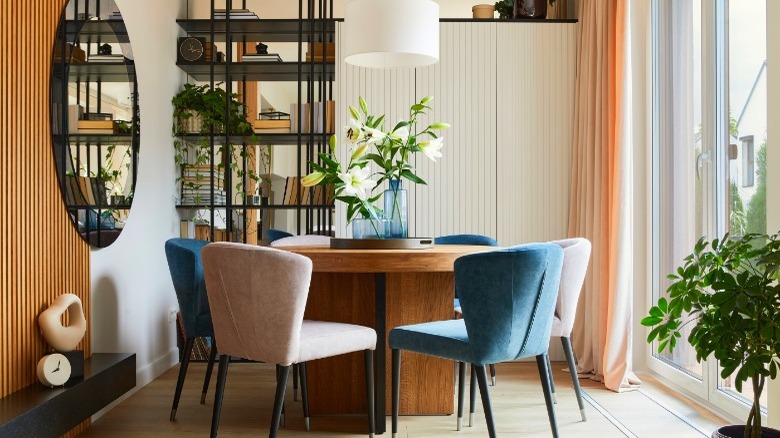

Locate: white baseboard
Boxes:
[91,347,179,422]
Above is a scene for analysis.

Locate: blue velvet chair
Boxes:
[434,234,499,386]
[266,228,293,244]
[164,238,218,421]
[389,243,565,438]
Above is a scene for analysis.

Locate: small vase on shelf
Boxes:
[384,179,408,238]
[352,217,390,239]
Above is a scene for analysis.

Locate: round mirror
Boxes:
[51,0,139,248]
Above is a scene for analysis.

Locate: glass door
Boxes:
[651,0,768,419]
[651,0,710,397]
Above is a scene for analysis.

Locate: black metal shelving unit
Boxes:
[176,0,336,243]
[52,2,140,248]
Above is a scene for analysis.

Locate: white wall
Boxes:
[766,0,780,429]
[90,0,185,396]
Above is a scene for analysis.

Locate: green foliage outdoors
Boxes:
[642,232,780,438]
[745,143,767,235]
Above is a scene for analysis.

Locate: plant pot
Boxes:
[712,426,780,438]
[178,111,203,134]
[514,0,547,19]
[472,4,495,19]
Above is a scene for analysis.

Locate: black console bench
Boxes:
[0,353,135,437]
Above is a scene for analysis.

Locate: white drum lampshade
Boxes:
[343,0,440,69]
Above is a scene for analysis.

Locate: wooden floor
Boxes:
[81,361,727,437]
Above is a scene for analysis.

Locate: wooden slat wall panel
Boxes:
[495,23,577,245]
[0,3,91,434]
[335,22,576,244]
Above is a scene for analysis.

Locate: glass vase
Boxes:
[352,217,390,239]
[384,179,408,238]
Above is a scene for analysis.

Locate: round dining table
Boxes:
[281,244,493,434]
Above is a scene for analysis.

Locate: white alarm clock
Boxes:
[36,353,72,387]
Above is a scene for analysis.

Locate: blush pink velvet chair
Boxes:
[201,242,377,438]
[548,237,591,422]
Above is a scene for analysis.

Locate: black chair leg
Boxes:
[170,337,194,421]
[469,364,476,427]
[457,362,466,431]
[536,354,560,438]
[489,363,496,386]
[562,337,587,421]
[474,365,497,438]
[546,354,557,404]
[365,350,375,438]
[201,339,218,404]
[275,365,287,428]
[271,366,290,438]
[392,349,400,438]
[293,363,299,401]
[300,363,310,431]
[210,354,231,438]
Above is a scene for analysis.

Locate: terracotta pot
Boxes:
[472,4,495,19]
[514,0,547,19]
[712,426,780,438]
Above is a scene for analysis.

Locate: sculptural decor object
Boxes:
[39,293,87,352]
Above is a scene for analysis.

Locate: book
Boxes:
[308,42,335,56]
[253,119,290,130]
[88,54,126,63]
[68,105,83,133]
[66,175,87,205]
[77,120,118,131]
[213,9,259,19]
[242,54,283,62]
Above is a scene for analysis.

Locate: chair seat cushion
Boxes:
[388,319,473,364]
[297,320,377,363]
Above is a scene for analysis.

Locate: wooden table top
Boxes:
[282,244,495,273]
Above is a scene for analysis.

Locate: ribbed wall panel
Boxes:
[335,22,575,244]
[0,2,91,433]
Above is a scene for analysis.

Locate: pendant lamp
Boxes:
[343,0,440,69]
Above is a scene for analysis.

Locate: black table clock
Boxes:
[178,37,206,63]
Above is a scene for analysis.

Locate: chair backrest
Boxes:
[266,228,294,244]
[165,238,210,335]
[455,243,564,365]
[270,235,331,247]
[201,242,313,366]
[435,234,498,247]
[551,238,591,337]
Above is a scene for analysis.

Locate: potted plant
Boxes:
[642,232,780,438]
[494,0,556,19]
[171,83,260,205]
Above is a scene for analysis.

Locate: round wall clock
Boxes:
[178,37,205,63]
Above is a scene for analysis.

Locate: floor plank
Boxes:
[81,361,726,437]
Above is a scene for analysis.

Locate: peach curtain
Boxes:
[568,0,641,392]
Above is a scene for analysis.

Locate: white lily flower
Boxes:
[345,118,363,144]
[363,126,387,145]
[419,137,444,161]
[389,125,410,144]
[338,167,377,200]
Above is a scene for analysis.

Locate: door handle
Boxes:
[696,151,710,180]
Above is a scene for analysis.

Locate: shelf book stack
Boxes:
[289,100,335,134]
[213,9,259,20]
[180,165,226,205]
[88,54,126,63]
[242,53,282,63]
